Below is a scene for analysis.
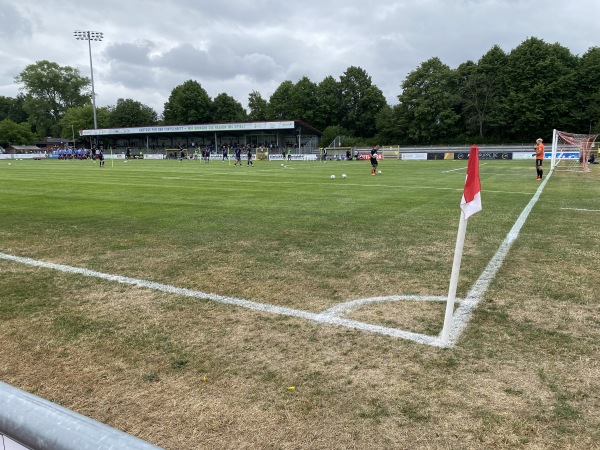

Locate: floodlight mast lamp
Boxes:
[74,30,103,143]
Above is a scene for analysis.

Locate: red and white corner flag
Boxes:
[441,144,482,345]
[460,145,482,219]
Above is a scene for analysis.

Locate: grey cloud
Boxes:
[105,41,156,66]
[152,41,284,83]
[0,2,33,39]
[106,63,159,91]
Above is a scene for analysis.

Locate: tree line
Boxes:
[0,37,598,149]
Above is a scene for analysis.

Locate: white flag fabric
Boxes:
[460,145,482,219]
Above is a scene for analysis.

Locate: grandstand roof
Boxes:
[79,120,322,138]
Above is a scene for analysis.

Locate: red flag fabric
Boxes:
[460,145,482,219]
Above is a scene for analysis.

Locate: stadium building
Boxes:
[79,120,322,158]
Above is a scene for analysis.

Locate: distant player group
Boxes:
[55,147,92,160]
[52,145,108,168]
[233,145,254,166]
[175,144,256,166]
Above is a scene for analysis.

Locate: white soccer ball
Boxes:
[8,163,11,166]
[330,175,336,179]
[378,170,382,174]
[341,174,347,179]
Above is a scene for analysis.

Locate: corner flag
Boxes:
[441,144,482,345]
[460,145,482,219]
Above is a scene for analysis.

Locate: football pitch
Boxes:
[1,157,599,449]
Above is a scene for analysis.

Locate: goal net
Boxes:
[551,129,598,172]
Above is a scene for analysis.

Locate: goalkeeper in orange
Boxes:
[534,138,544,180]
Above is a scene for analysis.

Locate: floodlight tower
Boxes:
[73,30,103,137]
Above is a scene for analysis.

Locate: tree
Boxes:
[374,104,398,143]
[457,45,508,139]
[247,91,269,121]
[574,47,600,132]
[397,58,461,144]
[269,81,295,120]
[357,85,388,138]
[108,98,158,128]
[339,66,386,137]
[503,37,578,140]
[0,94,28,124]
[291,77,318,125]
[474,45,509,139]
[163,80,212,125]
[212,93,247,123]
[268,77,321,124]
[0,119,36,147]
[15,60,90,137]
[314,76,341,131]
[60,105,110,145]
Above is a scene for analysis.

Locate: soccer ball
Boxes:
[341,174,347,179]
[330,175,336,179]
[378,170,382,174]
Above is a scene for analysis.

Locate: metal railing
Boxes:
[301,135,320,153]
[0,381,163,450]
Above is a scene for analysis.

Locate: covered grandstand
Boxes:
[79,120,322,157]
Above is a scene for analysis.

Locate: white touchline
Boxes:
[0,171,549,348]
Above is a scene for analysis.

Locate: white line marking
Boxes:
[0,170,548,348]
[322,295,448,317]
[443,163,488,173]
[443,166,468,173]
[0,252,440,346]
[159,173,529,195]
[560,207,600,213]
[483,190,532,196]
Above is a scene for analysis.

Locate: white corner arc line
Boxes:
[0,172,548,348]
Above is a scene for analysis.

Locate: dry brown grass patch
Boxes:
[344,300,448,335]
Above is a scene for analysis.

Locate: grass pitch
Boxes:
[1,157,599,449]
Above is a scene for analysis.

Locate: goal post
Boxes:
[551,128,598,172]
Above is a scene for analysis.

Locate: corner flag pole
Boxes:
[441,145,482,345]
[110,147,114,167]
[441,210,468,344]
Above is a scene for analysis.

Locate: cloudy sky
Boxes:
[1,0,598,118]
